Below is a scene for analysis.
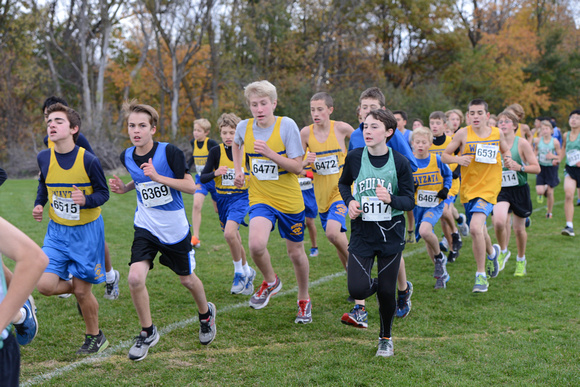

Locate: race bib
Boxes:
[195,164,204,176]
[221,168,236,186]
[251,159,278,180]
[138,181,173,208]
[501,170,518,187]
[567,150,580,167]
[361,196,392,222]
[52,194,80,221]
[538,152,548,164]
[474,143,499,164]
[314,155,339,175]
[298,177,313,191]
[417,190,439,207]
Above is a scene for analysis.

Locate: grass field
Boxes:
[1,175,579,386]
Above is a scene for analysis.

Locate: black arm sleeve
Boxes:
[165,144,187,178]
[200,146,221,184]
[338,149,363,207]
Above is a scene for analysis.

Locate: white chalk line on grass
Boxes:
[23,203,558,385]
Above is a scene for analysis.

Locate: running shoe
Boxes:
[546,213,553,219]
[514,260,527,277]
[433,253,447,278]
[309,247,319,257]
[191,235,201,248]
[376,338,394,357]
[447,250,458,263]
[406,230,416,244]
[525,217,531,228]
[230,272,247,294]
[15,296,38,346]
[434,273,450,289]
[104,269,120,300]
[451,232,462,252]
[128,325,159,361]
[249,276,282,309]
[457,213,469,236]
[439,236,449,252]
[486,244,500,278]
[295,299,312,324]
[199,302,216,345]
[498,250,511,272]
[77,330,109,354]
[241,267,256,296]
[537,195,544,204]
[472,275,489,293]
[562,226,575,236]
[341,304,368,328]
[576,199,580,207]
[395,281,413,319]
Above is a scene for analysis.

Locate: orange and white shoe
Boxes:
[191,235,201,248]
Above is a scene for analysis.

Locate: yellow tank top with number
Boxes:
[460,126,502,204]
[245,118,304,214]
[307,121,346,212]
[413,153,444,206]
[216,144,247,194]
[46,147,101,225]
[192,138,210,175]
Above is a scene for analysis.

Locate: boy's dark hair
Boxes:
[46,103,81,143]
[122,100,159,128]
[366,109,397,142]
[359,87,385,107]
[413,118,424,126]
[468,98,488,112]
[42,96,68,114]
[429,111,447,122]
[569,109,580,118]
[393,110,407,121]
[311,92,334,108]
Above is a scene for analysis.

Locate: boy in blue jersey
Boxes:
[199,113,256,295]
[32,103,110,354]
[0,217,48,386]
[109,101,216,361]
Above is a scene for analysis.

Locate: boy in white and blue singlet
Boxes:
[32,103,110,355]
[233,80,311,323]
[109,101,216,361]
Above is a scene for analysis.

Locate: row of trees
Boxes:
[1,0,579,175]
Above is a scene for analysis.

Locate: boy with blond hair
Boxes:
[110,101,216,361]
[189,118,219,248]
[233,80,312,323]
[412,126,453,288]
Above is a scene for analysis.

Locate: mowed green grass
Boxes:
[1,175,579,386]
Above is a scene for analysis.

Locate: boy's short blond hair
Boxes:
[217,113,241,130]
[122,100,159,128]
[194,118,211,133]
[359,87,385,107]
[311,92,333,108]
[540,120,554,132]
[445,109,464,123]
[506,103,525,121]
[411,126,433,143]
[244,80,277,104]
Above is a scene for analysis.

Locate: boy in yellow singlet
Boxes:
[189,118,219,248]
[300,92,354,270]
[442,99,513,293]
[233,80,311,323]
